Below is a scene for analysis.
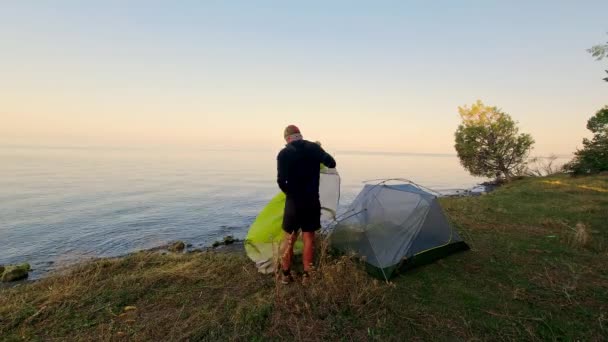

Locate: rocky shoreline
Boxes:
[440,181,500,197]
[1,235,244,286]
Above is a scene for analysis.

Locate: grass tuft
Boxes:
[573,222,590,248]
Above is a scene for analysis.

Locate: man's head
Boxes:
[284,125,303,143]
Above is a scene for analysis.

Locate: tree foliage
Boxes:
[587,34,608,82]
[565,106,608,175]
[454,100,535,181]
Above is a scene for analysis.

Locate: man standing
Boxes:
[277,125,336,284]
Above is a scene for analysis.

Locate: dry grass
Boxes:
[268,255,386,341]
[0,247,386,341]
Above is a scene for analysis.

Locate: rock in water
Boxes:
[168,241,186,253]
[223,236,236,245]
[1,263,31,282]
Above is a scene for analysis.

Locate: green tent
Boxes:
[245,168,340,273]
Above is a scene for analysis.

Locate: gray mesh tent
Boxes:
[330,180,469,280]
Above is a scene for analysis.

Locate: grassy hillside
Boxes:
[1,175,607,341]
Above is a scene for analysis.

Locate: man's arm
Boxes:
[317,145,336,168]
[277,151,289,193]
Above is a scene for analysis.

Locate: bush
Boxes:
[523,155,564,177]
[565,106,608,175]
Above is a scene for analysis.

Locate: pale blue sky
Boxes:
[1,1,607,154]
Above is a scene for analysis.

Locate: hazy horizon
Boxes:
[2,1,607,155]
[0,144,576,159]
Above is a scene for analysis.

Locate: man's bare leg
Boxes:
[302,231,315,273]
[280,232,297,283]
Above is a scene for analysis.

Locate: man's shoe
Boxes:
[301,270,312,286]
[281,270,293,285]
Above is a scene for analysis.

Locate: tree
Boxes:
[564,106,608,175]
[587,34,608,82]
[454,100,535,182]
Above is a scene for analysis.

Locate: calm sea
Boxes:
[0,146,484,278]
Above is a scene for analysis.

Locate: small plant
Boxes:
[524,155,564,177]
[573,223,590,248]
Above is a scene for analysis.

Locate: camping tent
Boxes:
[245,167,340,273]
[330,180,469,280]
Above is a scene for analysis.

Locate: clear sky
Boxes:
[1,1,607,155]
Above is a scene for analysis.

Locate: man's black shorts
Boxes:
[282,197,321,234]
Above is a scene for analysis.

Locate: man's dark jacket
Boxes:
[277,140,336,201]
